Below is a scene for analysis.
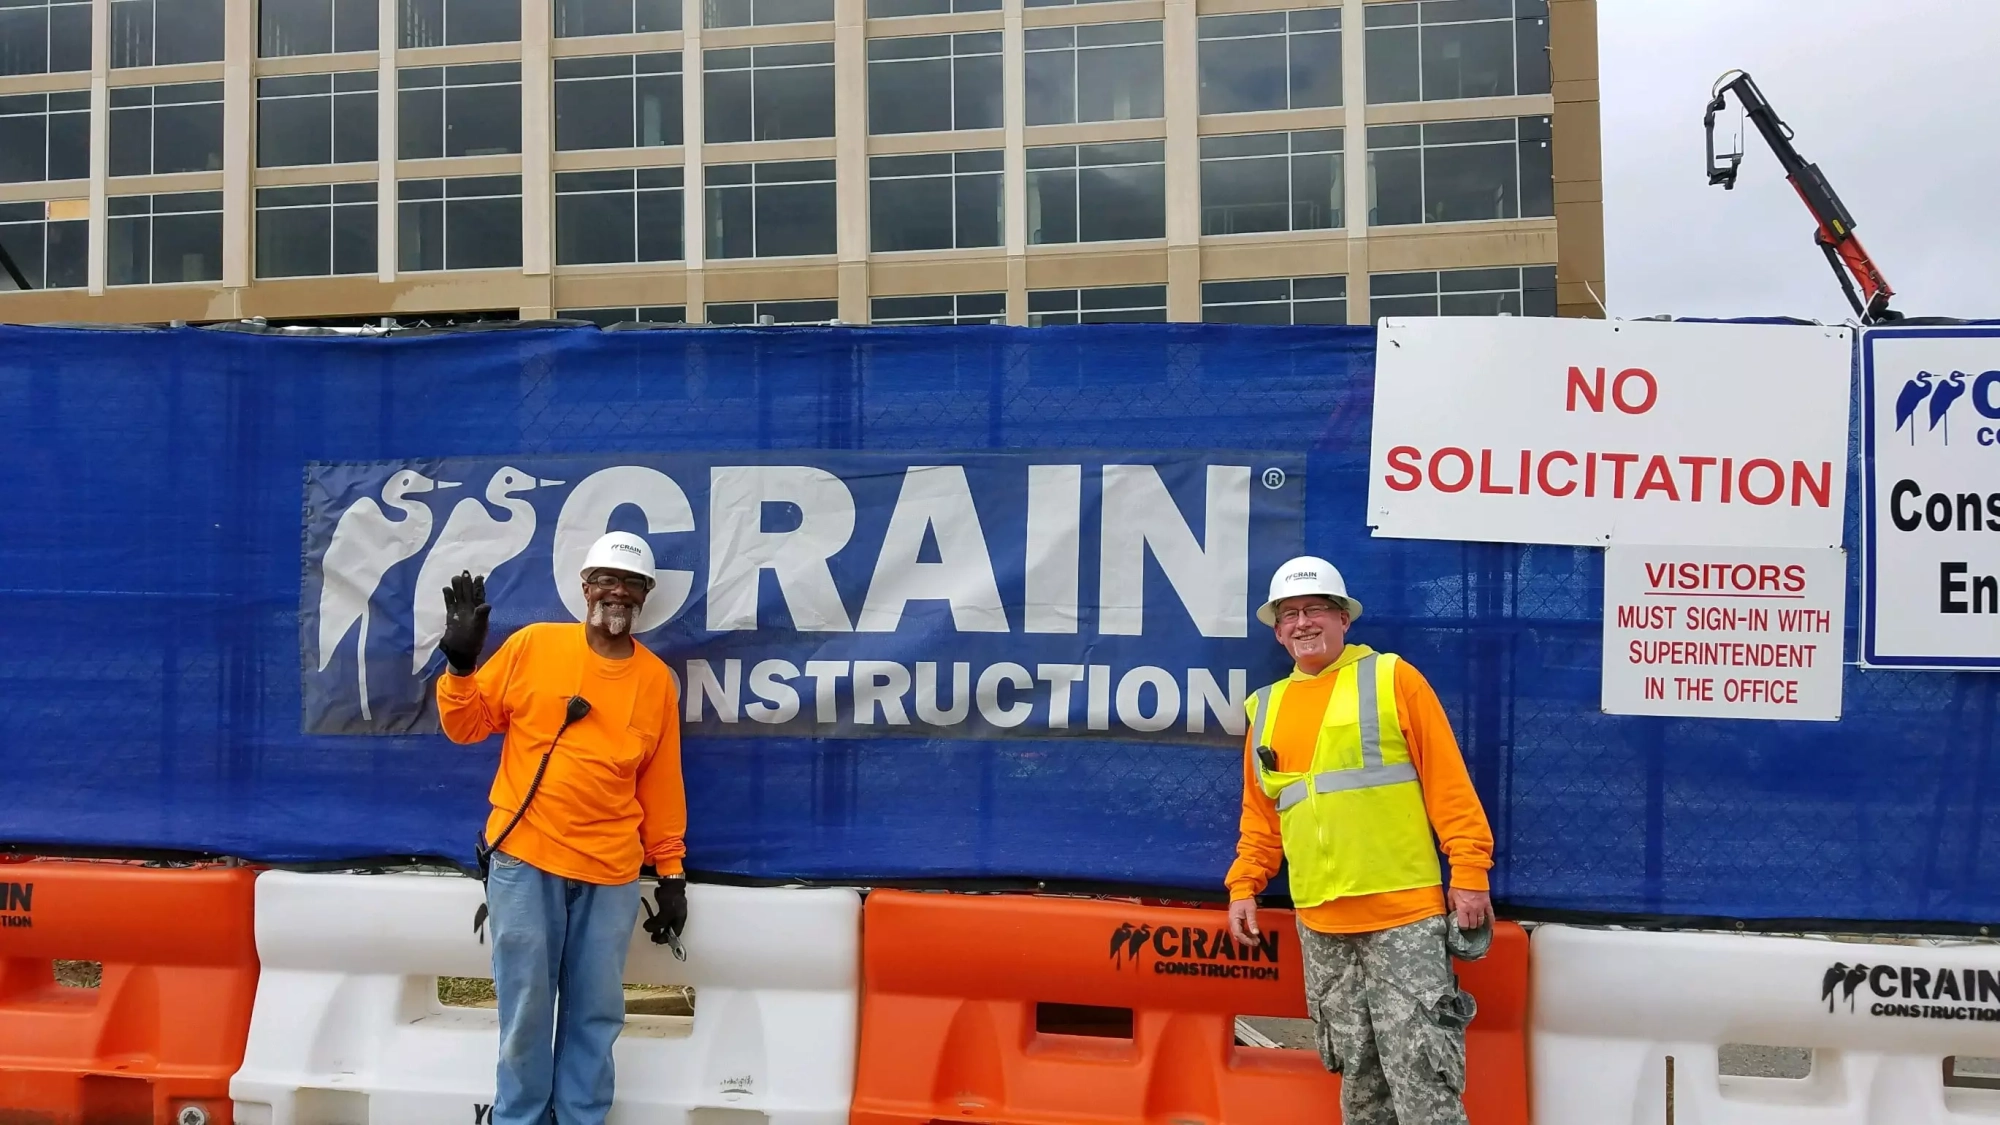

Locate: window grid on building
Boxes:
[555,53,683,151]
[259,0,378,57]
[1364,0,1549,105]
[0,200,86,289]
[1199,128,1340,236]
[704,43,835,144]
[257,72,378,167]
[705,159,836,259]
[399,63,522,160]
[111,0,224,68]
[1024,21,1162,127]
[554,0,680,37]
[866,32,1002,136]
[869,150,1002,253]
[870,292,1005,325]
[706,298,837,323]
[0,0,92,76]
[400,0,520,48]
[1201,275,1344,324]
[399,175,523,272]
[1196,8,1339,116]
[108,190,223,285]
[865,0,997,18]
[255,182,377,278]
[554,168,684,265]
[110,82,225,177]
[1027,140,1165,245]
[559,304,688,325]
[0,91,89,184]
[1028,284,1165,325]
[1370,264,1556,318]
[1367,115,1551,226]
[702,0,831,31]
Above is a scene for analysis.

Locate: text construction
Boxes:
[1602,545,1846,721]
[1368,318,1851,548]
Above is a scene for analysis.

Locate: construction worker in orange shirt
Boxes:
[435,531,687,1125]
[1227,555,1495,1125]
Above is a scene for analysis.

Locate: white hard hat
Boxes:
[1257,555,1361,626]
[579,531,656,590]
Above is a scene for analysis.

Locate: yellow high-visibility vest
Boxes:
[1247,651,1441,908]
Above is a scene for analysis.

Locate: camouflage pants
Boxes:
[1299,914,1473,1125]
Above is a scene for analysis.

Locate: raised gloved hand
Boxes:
[641,876,687,951]
[439,572,491,675]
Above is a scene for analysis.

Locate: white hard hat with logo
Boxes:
[579,531,657,590]
[1257,555,1361,626]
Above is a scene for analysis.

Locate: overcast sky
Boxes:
[1600,0,2000,323]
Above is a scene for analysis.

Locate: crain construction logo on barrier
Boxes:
[0,882,30,929]
[301,451,1305,738]
[1821,960,2000,1023]
[1108,920,1282,980]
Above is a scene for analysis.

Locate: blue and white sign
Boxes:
[1861,327,2000,669]
[302,451,1306,740]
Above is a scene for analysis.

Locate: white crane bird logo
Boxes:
[316,469,459,720]
[411,466,567,674]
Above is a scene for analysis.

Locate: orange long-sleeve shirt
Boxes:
[437,622,686,886]
[1225,643,1492,934]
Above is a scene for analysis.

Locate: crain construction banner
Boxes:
[302,452,1305,741]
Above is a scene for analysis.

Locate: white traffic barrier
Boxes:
[1533,924,2000,1124]
[230,871,859,1125]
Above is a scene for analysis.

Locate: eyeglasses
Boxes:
[586,572,651,594]
[1275,602,1343,627]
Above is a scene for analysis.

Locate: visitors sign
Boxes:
[1860,326,2000,669]
[1601,544,1845,721]
[1368,318,1852,548]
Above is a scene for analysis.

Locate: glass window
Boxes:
[1026,140,1163,245]
[1025,21,1161,126]
[260,0,377,56]
[707,298,837,324]
[702,0,831,28]
[555,0,680,36]
[866,0,998,16]
[704,42,834,143]
[869,150,1000,252]
[705,159,835,258]
[1028,284,1163,325]
[400,0,520,46]
[555,167,683,264]
[870,291,1004,324]
[0,0,92,76]
[556,53,682,150]
[1201,275,1344,323]
[1368,263,1555,318]
[1366,0,1546,104]
[1366,115,1549,225]
[111,0,223,67]
[258,72,378,167]
[1025,0,1132,9]
[399,174,521,270]
[399,63,521,159]
[0,91,89,183]
[255,182,377,277]
[107,190,221,285]
[1199,128,1340,235]
[1197,9,1338,115]
[560,304,687,325]
[867,33,1001,135]
[110,82,224,177]
[0,200,86,288]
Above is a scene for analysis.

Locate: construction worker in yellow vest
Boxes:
[1226,555,1495,1125]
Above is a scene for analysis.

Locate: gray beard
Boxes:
[590,602,633,636]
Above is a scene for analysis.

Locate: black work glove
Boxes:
[641,876,687,947]
[439,572,491,675]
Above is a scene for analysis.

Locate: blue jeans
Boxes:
[486,852,641,1125]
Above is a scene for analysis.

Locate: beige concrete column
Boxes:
[1001,0,1025,324]
[834,0,867,321]
[681,0,705,319]
[1549,0,1603,318]
[1341,0,1367,323]
[1162,0,1197,321]
[85,0,109,293]
[377,0,398,282]
[521,0,553,296]
[222,0,252,290]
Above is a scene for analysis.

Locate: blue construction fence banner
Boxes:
[0,322,1994,926]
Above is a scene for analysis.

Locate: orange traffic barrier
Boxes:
[852,890,1528,1125]
[0,861,258,1124]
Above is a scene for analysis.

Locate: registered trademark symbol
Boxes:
[1261,467,1286,490]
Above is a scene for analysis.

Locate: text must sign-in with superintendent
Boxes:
[1602,545,1846,721]
[1367,318,1852,548]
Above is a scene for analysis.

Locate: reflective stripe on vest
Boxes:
[1256,655,1420,811]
